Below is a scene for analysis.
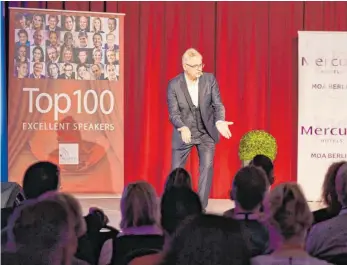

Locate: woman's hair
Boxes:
[63,32,73,43]
[60,46,74,62]
[160,214,251,265]
[321,161,346,212]
[161,186,202,235]
[6,198,71,253]
[93,48,103,57]
[32,46,44,62]
[62,46,73,54]
[164,167,192,192]
[120,181,159,229]
[40,192,86,237]
[92,17,103,32]
[32,14,44,29]
[5,197,78,265]
[63,15,75,30]
[265,182,312,240]
[335,162,347,206]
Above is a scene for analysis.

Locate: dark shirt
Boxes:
[224,209,270,257]
[111,235,164,265]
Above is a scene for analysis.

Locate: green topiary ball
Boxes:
[238,130,277,161]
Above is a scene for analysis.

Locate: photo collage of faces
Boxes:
[14,13,120,81]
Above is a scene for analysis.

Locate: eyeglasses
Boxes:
[185,63,205,69]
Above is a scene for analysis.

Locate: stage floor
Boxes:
[75,195,324,229]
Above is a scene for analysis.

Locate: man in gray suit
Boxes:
[167,48,233,209]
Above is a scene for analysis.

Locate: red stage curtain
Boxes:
[7,1,347,198]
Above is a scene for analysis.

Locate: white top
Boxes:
[184,74,199,107]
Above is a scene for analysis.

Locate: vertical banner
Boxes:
[298,31,347,201]
[8,8,124,194]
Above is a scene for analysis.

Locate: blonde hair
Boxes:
[335,162,347,206]
[6,198,71,252]
[182,48,202,64]
[266,182,312,240]
[39,192,86,237]
[120,181,159,229]
[92,17,103,32]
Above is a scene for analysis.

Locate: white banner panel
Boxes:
[298,31,347,201]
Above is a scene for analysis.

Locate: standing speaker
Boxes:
[1,182,25,208]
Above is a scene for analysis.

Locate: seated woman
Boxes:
[3,197,80,265]
[306,162,347,264]
[251,183,331,265]
[98,181,164,265]
[312,161,345,225]
[40,192,93,265]
[130,186,203,265]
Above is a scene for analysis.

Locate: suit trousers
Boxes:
[171,133,215,209]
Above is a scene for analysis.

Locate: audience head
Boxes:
[165,167,192,192]
[250,155,274,185]
[265,182,312,242]
[322,161,346,211]
[231,166,269,211]
[161,214,251,265]
[6,198,76,265]
[161,186,202,236]
[335,162,347,207]
[22,161,60,199]
[120,181,159,229]
[39,192,87,238]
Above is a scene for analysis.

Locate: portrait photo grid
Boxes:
[14,13,120,81]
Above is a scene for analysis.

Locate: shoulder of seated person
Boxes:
[309,217,336,234]
[128,253,163,265]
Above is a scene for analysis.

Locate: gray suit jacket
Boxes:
[167,72,225,148]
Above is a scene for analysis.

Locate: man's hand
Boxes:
[177,126,191,144]
[216,121,233,139]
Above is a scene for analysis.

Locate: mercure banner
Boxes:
[298,31,347,201]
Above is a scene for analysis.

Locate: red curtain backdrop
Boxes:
[7,1,347,198]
